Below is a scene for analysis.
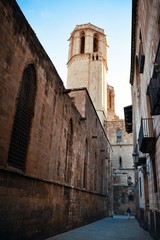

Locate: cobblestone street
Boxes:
[47,216,153,240]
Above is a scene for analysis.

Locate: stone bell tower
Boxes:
[67,23,108,125]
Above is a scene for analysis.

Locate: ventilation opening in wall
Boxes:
[8,64,36,170]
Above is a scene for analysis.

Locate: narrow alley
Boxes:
[46,216,153,240]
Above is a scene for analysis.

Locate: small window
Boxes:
[139,31,145,73]
[94,152,97,191]
[83,139,88,189]
[139,177,142,197]
[152,157,158,193]
[119,156,122,168]
[65,119,73,183]
[109,91,112,109]
[116,129,122,143]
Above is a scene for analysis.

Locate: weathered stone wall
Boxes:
[113,186,135,215]
[130,0,160,236]
[0,169,107,240]
[105,120,135,214]
[105,120,134,173]
[69,89,110,194]
[0,1,109,239]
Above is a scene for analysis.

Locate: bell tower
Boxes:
[67,23,108,125]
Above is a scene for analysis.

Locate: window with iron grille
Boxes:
[83,138,88,189]
[8,64,36,170]
[116,129,122,143]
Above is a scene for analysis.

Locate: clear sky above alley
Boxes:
[16,0,132,119]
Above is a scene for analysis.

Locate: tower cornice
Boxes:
[68,23,106,40]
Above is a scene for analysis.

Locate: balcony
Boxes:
[147,75,160,115]
[138,118,156,153]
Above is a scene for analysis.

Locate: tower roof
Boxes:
[69,23,106,39]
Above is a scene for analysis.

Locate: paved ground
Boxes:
[46,215,153,240]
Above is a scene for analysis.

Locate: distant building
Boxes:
[67,23,135,216]
[105,86,135,215]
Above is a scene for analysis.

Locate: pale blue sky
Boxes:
[16,0,132,119]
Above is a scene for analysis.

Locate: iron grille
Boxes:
[8,64,36,170]
[65,119,73,183]
[138,118,156,153]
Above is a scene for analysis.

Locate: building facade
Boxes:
[125,0,160,238]
[0,1,111,239]
[106,86,135,215]
[67,23,135,217]
[67,23,108,125]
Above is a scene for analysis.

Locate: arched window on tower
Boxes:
[8,64,37,170]
[71,36,74,57]
[80,31,85,54]
[109,91,112,109]
[116,129,122,143]
[93,33,98,52]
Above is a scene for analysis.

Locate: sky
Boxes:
[16,0,132,119]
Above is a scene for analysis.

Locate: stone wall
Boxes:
[130,0,160,237]
[113,186,135,215]
[0,0,110,239]
[0,169,107,240]
[105,119,135,214]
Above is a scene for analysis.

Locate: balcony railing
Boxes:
[147,75,160,115]
[138,118,156,153]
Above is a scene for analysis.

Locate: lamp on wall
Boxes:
[139,164,149,175]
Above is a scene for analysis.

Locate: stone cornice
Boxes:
[130,0,138,85]
[68,23,106,40]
